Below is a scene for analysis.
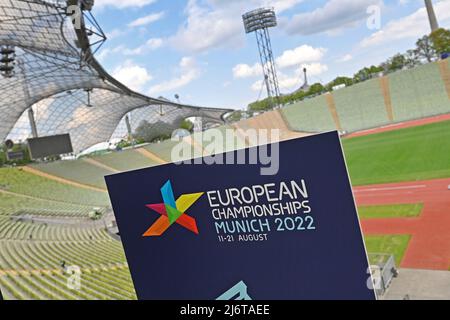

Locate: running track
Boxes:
[354,178,450,271]
[347,114,450,270]
[347,113,450,138]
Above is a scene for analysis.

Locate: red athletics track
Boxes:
[346,113,450,138]
[354,178,450,270]
[346,114,450,270]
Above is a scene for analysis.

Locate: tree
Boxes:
[430,28,450,55]
[289,90,307,102]
[134,120,154,142]
[0,147,6,167]
[404,49,420,68]
[180,119,194,131]
[248,98,272,112]
[134,120,170,143]
[308,83,325,96]
[226,111,244,122]
[326,76,353,91]
[387,54,407,72]
[353,66,382,82]
[415,35,437,62]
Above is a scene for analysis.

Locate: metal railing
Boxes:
[368,253,398,297]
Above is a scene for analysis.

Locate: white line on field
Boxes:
[354,185,427,193]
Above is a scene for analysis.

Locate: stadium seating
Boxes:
[144,139,193,163]
[0,214,135,300]
[191,125,247,156]
[333,78,390,132]
[282,96,336,132]
[0,216,112,241]
[213,125,247,153]
[281,61,450,133]
[0,192,94,217]
[390,62,450,121]
[0,267,135,300]
[31,160,112,189]
[236,110,308,143]
[89,149,157,172]
[0,168,109,207]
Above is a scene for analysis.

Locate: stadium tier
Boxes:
[0,192,96,218]
[30,160,113,189]
[390,61,450,121]
[281,95,335,133]
[0,165,134,299]
[0,243,134,300]
[143,138,222,162]
[211,125,248,153]
[0,267,136,300]
[236,110,309,143]
[190,125,248,156]
[144,140,190,163]
[281,60,450,133]
[0,168,109,207]
[0,218,111,241]
[333,79,389,132]
[89,149,157,172]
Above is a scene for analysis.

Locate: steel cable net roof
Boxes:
[0,0,230,153]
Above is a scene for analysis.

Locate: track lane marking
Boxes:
[354,185,427,193]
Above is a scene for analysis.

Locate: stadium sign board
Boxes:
[6,150,24,161]
[105,132,376,300]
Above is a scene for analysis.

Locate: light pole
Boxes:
[243,8,281,109]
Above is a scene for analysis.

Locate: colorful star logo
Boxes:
[143,180,204,237]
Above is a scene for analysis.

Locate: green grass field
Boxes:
[364,235,411,266]
[358,203,423,219]
[343,120,450,186]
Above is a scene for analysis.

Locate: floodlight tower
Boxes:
[243,8,281,109]
[424,0,439,32]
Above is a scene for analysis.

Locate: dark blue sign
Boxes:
[105,132,376,300]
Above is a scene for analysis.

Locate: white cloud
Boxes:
[168,0,242,53]
[169,0,303,53]
[97,38,164,60]
[124,38,164,55]
[296,62,329,77]
[96,45,128,61]
[337,54,353,62]
[128,11,165,28]
[284,0,382,35]
[106,29,126,40]
[146,38,164,49]
[233,63,262,78]
[251,63,328,92]
[360,0,450,48]
[96,48,112,62]
[251,80,264,92]
[278,63,329,91]
[276,45,327,68]
[149,57,201,94]
[112,60,153,92]
[95,0,157,9]
[233,44,327,80]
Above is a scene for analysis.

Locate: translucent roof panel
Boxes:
[0,0,231,152]
[111,104,231,143]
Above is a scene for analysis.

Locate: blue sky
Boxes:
[92,0,450,110]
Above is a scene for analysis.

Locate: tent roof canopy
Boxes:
[0,0,231,152]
